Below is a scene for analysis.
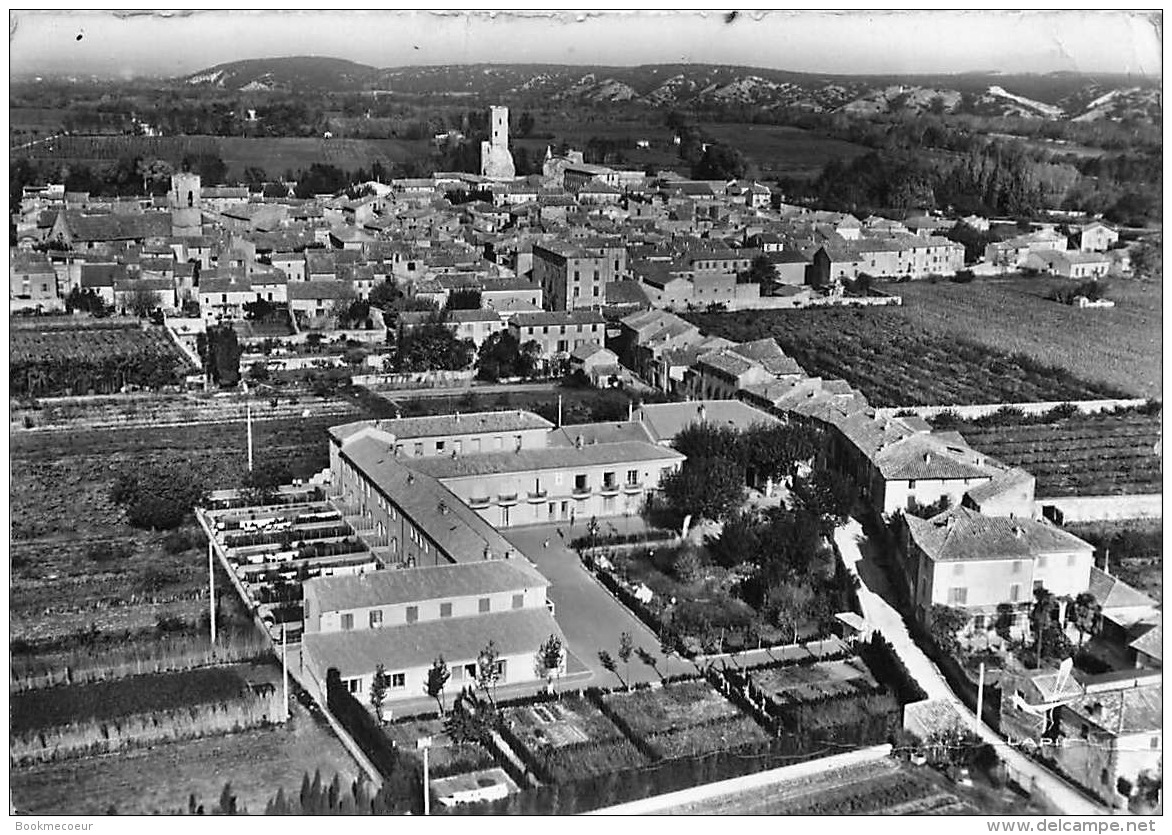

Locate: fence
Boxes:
[874,399,1149,421]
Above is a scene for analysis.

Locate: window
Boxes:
[1009,584,1021,603]
[340,613,354,630]
[627,469,639,485]
[391,673,406,689]
[435,440,445,453]
[479,597,491,613]
[1033,579,1044,592]
[908,479,917,489]
[574,474,587,491]
[603,471,616,488]
[512,593,525,610]
[1012,560,1023,574]
[464,663,477,679]
[414,443,423,456]
[515,435,523,450]
[573,287,580,298]
[495,436,503,450]
[440,602,453,618]
[1152,736,1160,750]
[406,606,419,624]
[501,505,510,526]
[947,587,967,606]
[346,678,362,694]
[369,610,383,629]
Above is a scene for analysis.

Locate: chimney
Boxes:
[483,545,492,561]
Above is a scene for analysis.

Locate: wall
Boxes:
[882,476,991,516]
[873,399,1148,421]
[338,647,542,705]
[352,369,475,389]
[1038,494,1162,523]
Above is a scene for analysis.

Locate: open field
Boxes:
[881,276,1162,399]
[702,122,871,178]
[685,308,1128,407]
[10,697,360,815]
[11,133,431,178]
[947,411,1162,497]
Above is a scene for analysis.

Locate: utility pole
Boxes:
[975,661,986,731]
[417,736,433,815]
[557,394,563,428]
[246,401,254,473]
[282,620,289,722]
[208,538,217,646]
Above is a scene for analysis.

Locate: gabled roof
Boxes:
[510,310,606,328]
[304,560,546,613]
[547,421,654,448]
[873,434,995,481]
[401,440,684,480]
[633,400,777,443]
[302,607,563,677]
[338,435,522,564]
[1088,567,1158,613]
[569,341,611,361]
[965,467,1035,504]
[729,338,803,376]
[1064,682,1162,735]
[329,411,554,445]
[906,507,1093,562]
[1128,617,1161,661]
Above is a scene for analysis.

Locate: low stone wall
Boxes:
[353,370,475,389]
[874,399,1149,420]
[1039,494,1162,523]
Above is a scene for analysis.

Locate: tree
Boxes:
[660,457,746,524]
[65,287,110,317]
[928,604,970,656]
[597,650,622,689]
[391,323,474,372]
[110,457,209,530]
[445,288,482,311]
[1071,592,1101,648]
[535,634,563,688]
[425,656,451,715]
[370,664,390,724]
[672,545,704,583]
[444,687,499,747]
[368,279,403,311]
[1031,586,1057,668]
[243,297,276,321]
[242,457,294,506]
[741,255,779,292]
[127,287,159,318]
[692,142,752,181]
[617,632,634,691]
[476,331,541,382]
[476,640,501,707]
[204,324,243,387]
[247,360,270,383]
[790,470,858,534]
[517,111,535,138]
[767,579,819,644]
[136,158,173,195]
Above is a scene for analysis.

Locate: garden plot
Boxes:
[503,695,651,783]
[602,680,770,760]
[384,718,496,779]
[750,657,882,706]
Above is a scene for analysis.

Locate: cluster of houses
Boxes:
[12,105,1128,335]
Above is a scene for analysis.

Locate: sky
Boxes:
[9,9,1163,80]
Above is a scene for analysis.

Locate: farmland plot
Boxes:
[503,696,650,782]
[950,412,1162,497]
[750,657,881,705]
[383,717,496,778]
[684,308,1127,407]
[601,680,770,760]
[10,698,360,816]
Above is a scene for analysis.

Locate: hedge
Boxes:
[857,632,929,705]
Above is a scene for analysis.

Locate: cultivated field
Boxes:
[750,657,881,706]
[883,277,1162,399]
[601,679,770,760]
[11,320,194,398]
[702,122,871,178]
[947,411,1162,498]
[10,697,360,815]
[503,695,650,783]
[662,757,975,815]
[685,308,1127,407]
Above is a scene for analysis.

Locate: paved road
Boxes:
[834,519,1109,815]
[504,523,699,686]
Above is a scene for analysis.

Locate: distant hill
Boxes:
[180,57,1161,123]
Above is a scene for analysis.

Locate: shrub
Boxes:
[88,540,135,563]
[162,528,195,555]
